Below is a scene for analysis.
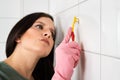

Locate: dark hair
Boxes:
[6,12,55,80]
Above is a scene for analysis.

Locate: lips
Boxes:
[40,39,50,45]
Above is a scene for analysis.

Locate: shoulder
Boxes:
[0,61,9,80]
[0,61,28,80]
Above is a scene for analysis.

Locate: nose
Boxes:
[43,30,51,38]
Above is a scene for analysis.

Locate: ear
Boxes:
[15,38,21,43]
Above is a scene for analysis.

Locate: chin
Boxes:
[39,50,50,57]
[41,53,50,58]
[34,47,52,57]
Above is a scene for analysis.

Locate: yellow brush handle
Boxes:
[72,16,79,32]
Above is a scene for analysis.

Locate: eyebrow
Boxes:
[35,21,45,25]
[35,21,55,32]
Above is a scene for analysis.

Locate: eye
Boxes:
[35,25,43,30]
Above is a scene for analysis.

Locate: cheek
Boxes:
[21,29,40,42]
[47,40,54,52]
[50,40,54,48]
[19,30,39,47]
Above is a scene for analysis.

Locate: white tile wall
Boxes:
[54,6,79,45]
[101,0,120,58]
[101,56,120,80]
[53,0,101,79]
[23,0,49,16]
[0,0,21,18]
[118,11,120,54]
[51,0,120,80]
[78,0,100,53]
[0,43,6,61]
[49,0,78,15]
[79,52,100,80]
[71,51,100,80]
[0,19,19,42]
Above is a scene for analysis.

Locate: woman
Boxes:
[0,12,81,80]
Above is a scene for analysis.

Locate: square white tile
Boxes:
[0,19,19,42]
[24,0,49,15]
[101,56,120,80]
[49,0,78,15]
[101,0,120,58]
[71,51,100,80]
[0,43,6,61]
[0,0,21,18]
[78,0,100,53]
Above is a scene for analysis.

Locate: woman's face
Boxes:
[17,17,55,57]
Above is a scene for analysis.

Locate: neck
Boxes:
[4,48,41,80]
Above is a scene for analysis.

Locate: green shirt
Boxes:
[0,61,28,80]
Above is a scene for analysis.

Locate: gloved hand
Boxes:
[52,27,81,80]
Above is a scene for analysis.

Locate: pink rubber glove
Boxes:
[52,27,81,80]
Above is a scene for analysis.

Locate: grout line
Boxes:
[55,0,88,16]
[77,0,80,17]
[83,50,100,54]
[101,54,120,60]
[48,0,50,13]
[100,0,102,79]
[0,17,20,19]
[0,42,6,44]
[82,50,100,55]
[83,50,120,60]
[20,0,24,17]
